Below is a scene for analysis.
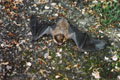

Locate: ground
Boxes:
[0,0,120,80]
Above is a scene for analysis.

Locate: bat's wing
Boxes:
[82,37,106,51]
[68,24,88,52]
[30,15,55,41]
[68,23,106,52]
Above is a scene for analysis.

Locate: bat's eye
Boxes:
[54,34,65,45]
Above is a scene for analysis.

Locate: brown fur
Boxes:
[52,18,69,43]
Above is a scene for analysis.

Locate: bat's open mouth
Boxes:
[58,42,63,45]
[54,34,65,44]
[53,39,63,46]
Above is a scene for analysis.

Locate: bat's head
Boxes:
[52,17,69,45]
[54,34,65,45]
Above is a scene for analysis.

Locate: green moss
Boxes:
[92,1,120,26]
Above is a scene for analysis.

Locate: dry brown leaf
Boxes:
[12,40,18,45]
[8,32,14,37]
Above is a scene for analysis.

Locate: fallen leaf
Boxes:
[12,40,18,45]
[8,32,14,37]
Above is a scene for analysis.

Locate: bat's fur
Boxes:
[51,18,69,45]
[30,15,106,52]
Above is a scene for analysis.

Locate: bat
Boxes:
[29,15,106,52]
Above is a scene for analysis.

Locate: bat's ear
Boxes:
[82,38,106,51]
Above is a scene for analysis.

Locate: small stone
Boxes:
[92,0,98,4]
[16,43,19,47]
[1,43,4,47]
[28,32,32,35]
[115,65,120,70]
[111,42,114,45]
[99,30,104,33]
[117,33,120,37]
[59,48,62,52]
[59,60,62,64]
[104,56,109,61]
[20,40,26,44]
[6,65,12,70]
[117,75,120,80]
[36,7,39,10]
[30,45,33,48]
[51,3,56,7]
[100,0,104,3]
[56,52,62,58]
[44,53,49,59]
[17,45,22,51]
[92,70,100,79]
[53,13,58,17]
[47,56,52,59]
[26,62,32,67]
[81,9,85,14]
[84,51,88,54]
[58,3,62,7]
[33,4,37,7]
[55,75,61,79]
[52,67,55,70]
[48,43,51,46]
[66,66,70,70]
[44,6,49,9]
[73,64,79,68]
[112,55,118,61]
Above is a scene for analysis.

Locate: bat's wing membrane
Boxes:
[30,15,39,38]
[68,23,106,52]
[30,15,54,40]
[82,37,106,51]
[68,24,87,51]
